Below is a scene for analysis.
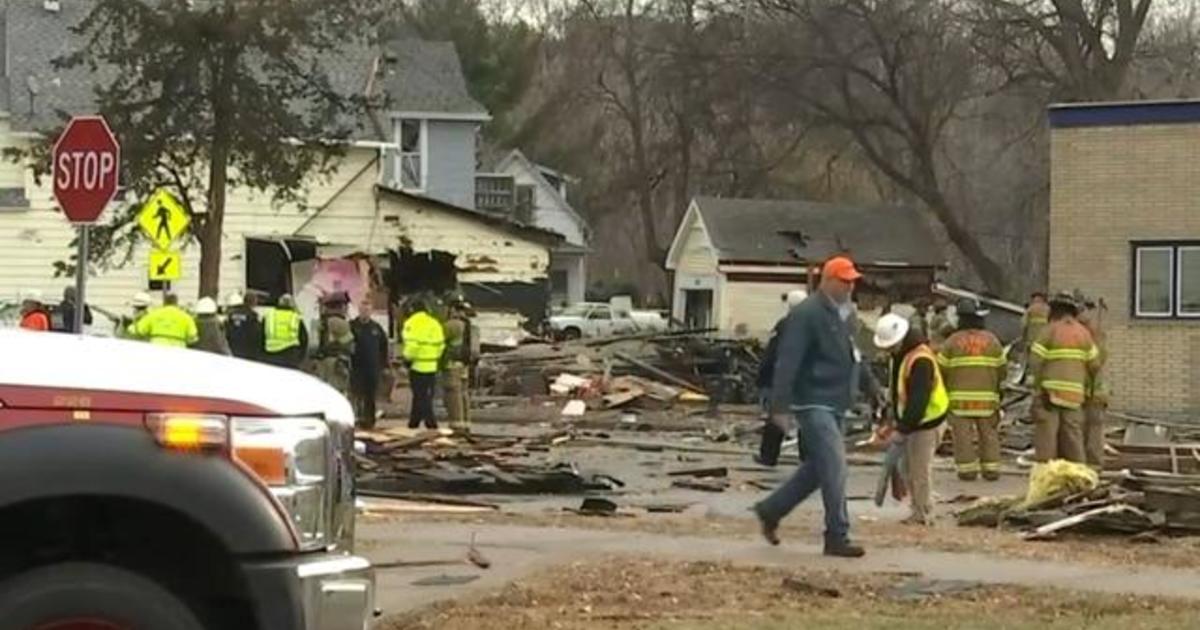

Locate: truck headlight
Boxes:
[231,417,332,551]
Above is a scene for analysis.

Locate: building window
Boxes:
[1132,242,1200,319]
[394,118,424,191]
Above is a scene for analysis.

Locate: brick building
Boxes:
[1049,101,1200,418]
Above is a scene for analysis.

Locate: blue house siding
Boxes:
[424,121,478,209]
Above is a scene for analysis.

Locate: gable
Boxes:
[495,150,589,244]
[665,202,718,273]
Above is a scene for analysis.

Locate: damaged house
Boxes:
[665,197,946,338]
[0,1,561,342]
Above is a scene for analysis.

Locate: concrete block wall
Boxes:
[1050,123,1200,417]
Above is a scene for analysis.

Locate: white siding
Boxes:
[0,119,549,338]
[720,281,795,339]
[676,222,717,275]
[501,164,586,246]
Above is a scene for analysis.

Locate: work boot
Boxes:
[823,541,866,558]
[982,471,1001,482]
[957,472,978,482]
[752,503,780,546]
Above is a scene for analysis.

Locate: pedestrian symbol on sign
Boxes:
[137,188,190,251]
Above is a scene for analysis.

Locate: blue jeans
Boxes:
[756,407,850,546]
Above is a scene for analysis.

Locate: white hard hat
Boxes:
[195,297,218,316]
[227,292,244,307]
[786,290,806,308]
[132,292,153,308]
[873,313,911,350]
[20,289,43,303]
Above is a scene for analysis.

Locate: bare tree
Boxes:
[754,0,1013,294]
[965,0,1153,101]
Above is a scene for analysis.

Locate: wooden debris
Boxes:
[666,466,729,478]
[671,478,729,493]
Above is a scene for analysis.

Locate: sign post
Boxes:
[51,116,121,334]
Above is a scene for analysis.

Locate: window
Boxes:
[394,118,424,191]
[588,306,611,320]
[1132,242,1200,319]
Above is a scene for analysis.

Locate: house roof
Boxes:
[377,185,563,246]
[495,149,590,237]
[0,3,486,138]
[1048,99,1200,129]
[380,39,489,119]
[674,196,945,268]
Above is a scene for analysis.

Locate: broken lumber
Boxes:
[1022,504,1153,540]
[613,351,706,393]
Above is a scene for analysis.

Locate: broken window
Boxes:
[395,118,424,190]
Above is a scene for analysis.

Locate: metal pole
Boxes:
[74,225,89,335]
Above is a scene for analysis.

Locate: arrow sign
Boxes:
[148,250,181,282]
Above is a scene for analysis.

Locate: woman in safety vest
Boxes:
[874,313,949,526]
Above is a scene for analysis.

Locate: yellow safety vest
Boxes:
[402,311,445,374]
[132,305,198,348]
[264,308,302,353]
[897,344,950,425]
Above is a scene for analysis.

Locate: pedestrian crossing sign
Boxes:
[149,249,182,282]
[137,188,190,250]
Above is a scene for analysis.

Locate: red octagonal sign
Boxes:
[52,116,121,224]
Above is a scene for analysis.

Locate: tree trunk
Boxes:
[198,44,237,299]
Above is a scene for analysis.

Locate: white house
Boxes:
[0,0,559,342]
[477,149,590,307]
[664,196,946,338]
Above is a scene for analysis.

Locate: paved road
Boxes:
[362,520,1200,619]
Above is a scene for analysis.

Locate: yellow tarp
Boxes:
[1021,459,1099,509]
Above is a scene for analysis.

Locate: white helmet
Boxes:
[195,297,218,316]
[786,290,806,307]
[132,292,153,308]
[873,313,911,350]
[227,292,244,307]
[19,289,43,303]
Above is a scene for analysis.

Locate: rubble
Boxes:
[355,428,624,496]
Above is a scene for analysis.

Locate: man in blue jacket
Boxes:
[753,256,865,558]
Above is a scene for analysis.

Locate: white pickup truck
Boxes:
[548,301,668,340]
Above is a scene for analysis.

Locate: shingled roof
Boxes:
[680,196,945,267]
[379,39,488,118]
[0,2,486,135]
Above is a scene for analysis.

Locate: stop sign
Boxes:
[52,116,121,224]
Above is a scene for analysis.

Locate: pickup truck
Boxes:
[0,330,374,629]
[547,302,668,340]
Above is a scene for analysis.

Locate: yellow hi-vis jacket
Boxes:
[264,308,302,353]
[897,344,950,426]
[132,305,199,348]
[937,329,1007,418]
[402,311,445,374]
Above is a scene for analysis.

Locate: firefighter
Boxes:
[442,298,475,435]
[131,293,199,348]
[314,292,355,394]
[938,299,1007,481]
[262,294,308,369]
[1028,291,1101,464]
[1076,291,1108,469]
[1021,291,1051,356]
[402,299,445,430]
[18,290,51,331]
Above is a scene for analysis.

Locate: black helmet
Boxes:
[956,298,989,318]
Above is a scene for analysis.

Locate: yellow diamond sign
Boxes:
[137,188,190,250]
[149,249,182,282]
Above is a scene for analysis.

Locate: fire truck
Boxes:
[0,330,374,629]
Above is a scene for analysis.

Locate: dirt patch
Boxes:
[382,557,1200,629]
[364,508,1200,570]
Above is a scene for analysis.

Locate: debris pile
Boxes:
[354,428,623,496]
[957,463,1200,539]
[477,331,762,409]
